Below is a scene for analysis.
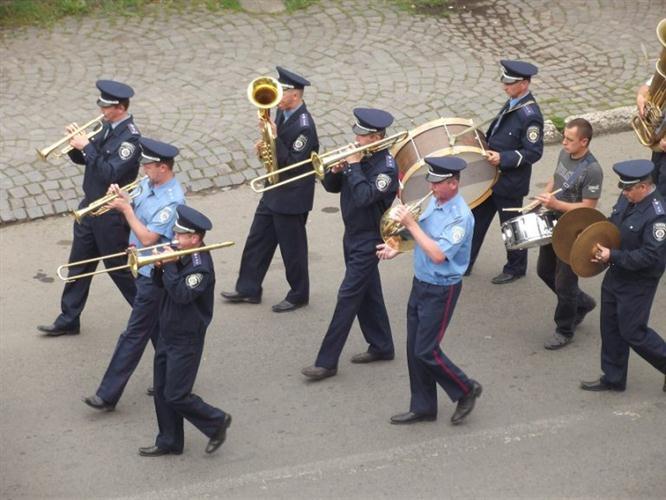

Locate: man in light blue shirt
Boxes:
[377,156,483,426]
[83,138,185,411]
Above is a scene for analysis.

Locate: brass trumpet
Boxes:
[248,76,283,185]
[57,241,235,282]
[250,131,409,193]
[380,191,434,252]
[72,176,147,223]
[37,114,105,160]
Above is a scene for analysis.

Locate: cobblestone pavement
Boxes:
[0,0,663,223]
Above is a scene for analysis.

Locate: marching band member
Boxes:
[636,78,666,197]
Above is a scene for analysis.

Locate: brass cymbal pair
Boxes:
[552,207,621,277]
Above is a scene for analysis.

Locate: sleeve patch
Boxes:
[185,273,203,289]
[292,134,307,152]
[526,125,540,143]
[375,173,391,192]
[118,142,135,160]
[451,225,465,244]
[157,206,172,224]
[653,222,666,242]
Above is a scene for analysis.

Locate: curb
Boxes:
[543,106,634,145]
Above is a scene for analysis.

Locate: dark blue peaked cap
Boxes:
[425,156,467,183]
[612,159,655,188]
[276,66,310,89]
[173,205,212,234]
[140,138,179,164]
[96,79,134,107]
[499,60,538,83]
[352,108,394,135]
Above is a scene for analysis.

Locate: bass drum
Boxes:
[392,117,498,206]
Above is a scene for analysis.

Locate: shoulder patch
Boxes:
[526,125,540,144]
[652,198,664,215]
[292,134,308,152]
[451,225,465,244]
[185,273,203,289]
[127,123,139,135]
[157,206,172,224]
[299,113,310,127]
[375,173,391,192]
[653,222,666,242]
[118,141,136,160]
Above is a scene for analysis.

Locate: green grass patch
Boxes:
[549,115,566,132]
[389,0,453,16]
[0,0,241,29]
[283,0,319,13]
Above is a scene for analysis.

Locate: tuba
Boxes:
[247,76,283,185]
[632,19,666,150]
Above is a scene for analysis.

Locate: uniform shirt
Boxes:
[608,188,666,281]
[322,148,397,235]
[413,193,474,286]
[486,92,544,197]
[153,249,215,342]
[552,149,603,209]
[68,115,141,203]
[130,176,185,277]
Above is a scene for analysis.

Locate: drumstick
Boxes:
[501,207,525,212]
[522,188,563,212]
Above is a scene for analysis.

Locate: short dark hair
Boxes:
[163,158,174,170]
[566,118,593,143]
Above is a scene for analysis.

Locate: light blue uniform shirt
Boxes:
[129,176,185,277]
[413,193,474,286]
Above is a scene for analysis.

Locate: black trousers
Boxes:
[235,200,309,304]
[537,244,596,337]
[56,213,136,329]
[469,192,527,276]
[652,151,666,198]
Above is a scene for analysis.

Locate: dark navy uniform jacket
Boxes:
[608,189,666,282]
[486,92,544,197]
[68,116,141,204]
[263,103,319,215]
[322,149,397,235]
[153,250,215,342]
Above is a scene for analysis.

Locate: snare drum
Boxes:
[501,211,557,251]
[392,117,498,206]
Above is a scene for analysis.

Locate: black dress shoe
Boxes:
[580,378,625,392]
[491,272,522,285]
[301,365,337,381]
[451,380,483,425]
[37,323,80,336]
[390,411,437,425]
[220,291,261,304]
[271,299,308,313]
[146,386,154,396]
[83,395,115,411]
[206,413,232,454]
[350,351,395,364]
[138,445,181,457]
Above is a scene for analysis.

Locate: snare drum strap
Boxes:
[558,153,593,197]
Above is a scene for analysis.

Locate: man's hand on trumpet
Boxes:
[105,184,132,214]
[66,122,90,151]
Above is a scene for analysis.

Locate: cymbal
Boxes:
[570,221,621,277]
[552,207,606,263]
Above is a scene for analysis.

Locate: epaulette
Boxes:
[299,113,310,128]
[652,197,664,216]
[127,123,140,135]
[386,155,395,170]
[192,252,202,267]
[519,103,537,118]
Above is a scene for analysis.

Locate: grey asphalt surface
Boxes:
[1,0,665,223]
[1,130,664,499]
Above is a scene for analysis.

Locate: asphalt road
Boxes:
[1,130,664,499]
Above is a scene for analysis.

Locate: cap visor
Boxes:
[425,172,448,183]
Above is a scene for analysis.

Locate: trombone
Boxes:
[37,114,105,160]
[249,131,409,193]
[57,241,235,282]
[72,176,147,223]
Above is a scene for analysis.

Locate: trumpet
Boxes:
[37,114,105,160]
[72,176,147,223]
[57,241,235,282]
[250,131,409,193]
[380,191,434,252]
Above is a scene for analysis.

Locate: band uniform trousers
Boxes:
[96,276,162,405]
[600,274,666,388]
[56,211,136,329]
[653,151,666,197]
[153,333,227,453]
[234,199,309,303]
[537,243,596,338]
[315,233,394,369]
[469,193,527,276]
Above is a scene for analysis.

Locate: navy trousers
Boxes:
[407,278,473,415]
[600,274,666,388]
[153,335,227,453]
[315,233,394,369]
[56,213,136,329]
[469,192,527,276]
[652,151,666,198]
[96,276,162,405]
[235,200,309,304]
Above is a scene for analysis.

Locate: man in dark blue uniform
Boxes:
[636,78,666,197]
[378,157,482,425]
[83,139,185,411]
[38,80,141,336]
[140,205,232,456]
[221,67,319,313]
[467,60,544,284]
[581,159,666,393]
[301,108,397,381]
